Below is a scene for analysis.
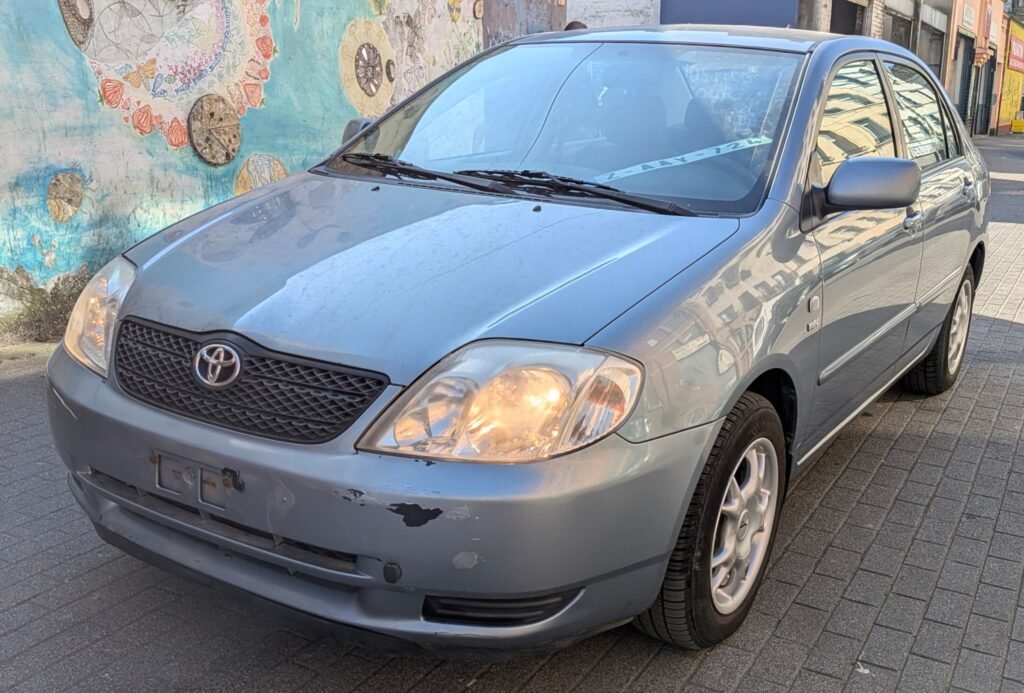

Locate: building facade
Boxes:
[660,0,1008,133]
[941,0,1006,134]
[804,0,888,38]
[878,0,953,77]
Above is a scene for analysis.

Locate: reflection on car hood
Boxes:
[123,173,739,383]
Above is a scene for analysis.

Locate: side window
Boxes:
[883,61,950,168]
[815,60,896,187]
[941,105,962,158]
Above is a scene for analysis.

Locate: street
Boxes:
[1,139,1023,692]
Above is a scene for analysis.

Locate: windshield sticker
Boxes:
[595,137,773,184]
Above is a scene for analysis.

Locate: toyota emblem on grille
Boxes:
[193,343,242,389]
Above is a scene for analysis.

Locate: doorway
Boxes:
[954,35,975,125]
[974,55,996,135]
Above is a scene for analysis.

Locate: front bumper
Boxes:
[47,344,720,653]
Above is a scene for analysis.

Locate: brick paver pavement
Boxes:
[1,140,1023,692]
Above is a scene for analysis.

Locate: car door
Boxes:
[881,58,978,351]
[805,56,924,439]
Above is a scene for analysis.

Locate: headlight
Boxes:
[64,256,136,377]
[358,341,643,463]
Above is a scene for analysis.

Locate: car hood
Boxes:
[123,172,739,384]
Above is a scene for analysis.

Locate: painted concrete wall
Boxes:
[567,0,658,27]
[0,0,565,309]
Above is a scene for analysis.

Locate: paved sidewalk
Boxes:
[2,142,1023,692]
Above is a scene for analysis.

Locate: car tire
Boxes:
[903,266,975,396]
[634,392,785,649]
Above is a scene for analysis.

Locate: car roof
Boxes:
[517,24,894,55]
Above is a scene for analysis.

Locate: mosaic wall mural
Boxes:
[0,0,564,306]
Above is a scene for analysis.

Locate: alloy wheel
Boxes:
[947,278,973,375]
[709,437,779,615]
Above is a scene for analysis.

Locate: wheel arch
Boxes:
[969,241,985,286]
[727,364,800,478]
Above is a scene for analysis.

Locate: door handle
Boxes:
[903,212,923,232]
[962,178,975,195]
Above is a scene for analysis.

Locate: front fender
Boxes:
[589,200,822,448]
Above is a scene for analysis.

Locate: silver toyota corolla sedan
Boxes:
[47,25,988,654]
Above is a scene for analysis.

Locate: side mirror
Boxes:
[825,157,921,212]
[343,117,371,143]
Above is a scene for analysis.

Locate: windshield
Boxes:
[325,42,803,215]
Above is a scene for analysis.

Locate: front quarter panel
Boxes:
[592,200,822,455]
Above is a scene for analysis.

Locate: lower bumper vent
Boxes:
[422,591,577,627]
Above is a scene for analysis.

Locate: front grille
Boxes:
[422,592,578,627]
[114,318,388,444]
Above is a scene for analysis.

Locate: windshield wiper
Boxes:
[337,153,515,195]
[453,169,697,217]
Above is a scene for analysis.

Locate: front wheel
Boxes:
[634,392,785,649]
[903,267,975,395]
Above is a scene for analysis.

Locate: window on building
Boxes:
[884,12,913,49]
[917,26,946,80]
[830,0,865,34]
[814,60,896,187]
[883,61,951,168]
